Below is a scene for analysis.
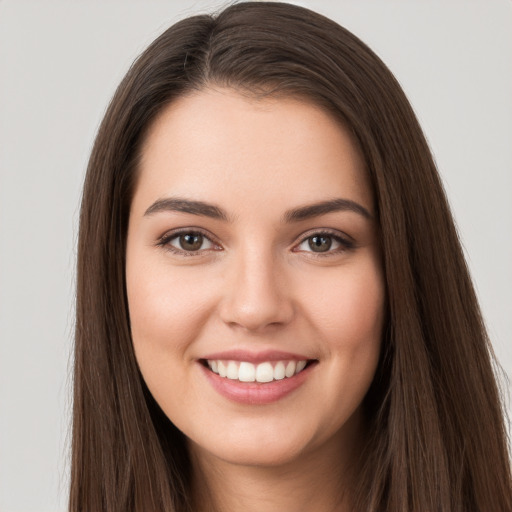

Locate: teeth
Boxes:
[218,361,227,377]
[238,361,255,382]
[296,360,307,373]
[256,362,274,383]
[285,361,296,378]
[274,361,285,380]
[206,359,310,382]
[226,361,238,380]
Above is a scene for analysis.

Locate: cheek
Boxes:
[302,257,384,408]
[125,256,217,419]
[306,261,384,422]
[127,256,209,337]
[125,251,216,380]
[303,261,385,349]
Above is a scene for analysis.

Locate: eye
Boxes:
[304,234,334,253]
[295,231,354,255]
[158,230,219,255]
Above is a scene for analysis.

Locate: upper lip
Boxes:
[200,349,314,364]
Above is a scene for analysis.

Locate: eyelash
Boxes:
[156,228,220,257]
[156,228,355,258]
[293,229,355,257]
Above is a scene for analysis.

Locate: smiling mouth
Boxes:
[201,359,317,383]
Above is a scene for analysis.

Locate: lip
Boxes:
[199,352,317,405]
[200,349,311,364]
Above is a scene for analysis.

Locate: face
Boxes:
[126,88,384,469]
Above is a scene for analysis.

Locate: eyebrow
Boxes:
[144,197,372,222]
[283,198,372,222]
[144,198,231,221]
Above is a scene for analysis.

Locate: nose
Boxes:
[218,247,295,333]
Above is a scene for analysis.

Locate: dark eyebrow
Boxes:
[282,198,372,223]
[144,196,372,223]
[144,197,231,221]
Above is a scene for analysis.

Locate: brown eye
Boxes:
[295,231,353,256]
[178,233,204,251]
[159,229,219,255]
[308,235,332,252]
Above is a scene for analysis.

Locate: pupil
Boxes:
[180,233,203,251]
[309,235,331,252]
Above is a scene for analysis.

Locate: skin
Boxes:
[126,88,385,511]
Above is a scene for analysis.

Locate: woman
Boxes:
[70,2,512,511]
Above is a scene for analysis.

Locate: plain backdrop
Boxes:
[0,1,510,510]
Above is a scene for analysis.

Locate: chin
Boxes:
[185,411,350,470]
[192,435,310,468]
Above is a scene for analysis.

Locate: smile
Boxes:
[199,353,317,405]
[206,359,308,383]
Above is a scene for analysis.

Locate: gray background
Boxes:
[0,1,510,510]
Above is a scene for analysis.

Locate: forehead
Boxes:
[133,88,373,218]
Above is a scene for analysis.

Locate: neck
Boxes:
[189,415,364,512]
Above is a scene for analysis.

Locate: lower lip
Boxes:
[200,362,315,405]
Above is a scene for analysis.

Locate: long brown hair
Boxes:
[71,2,512,511]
